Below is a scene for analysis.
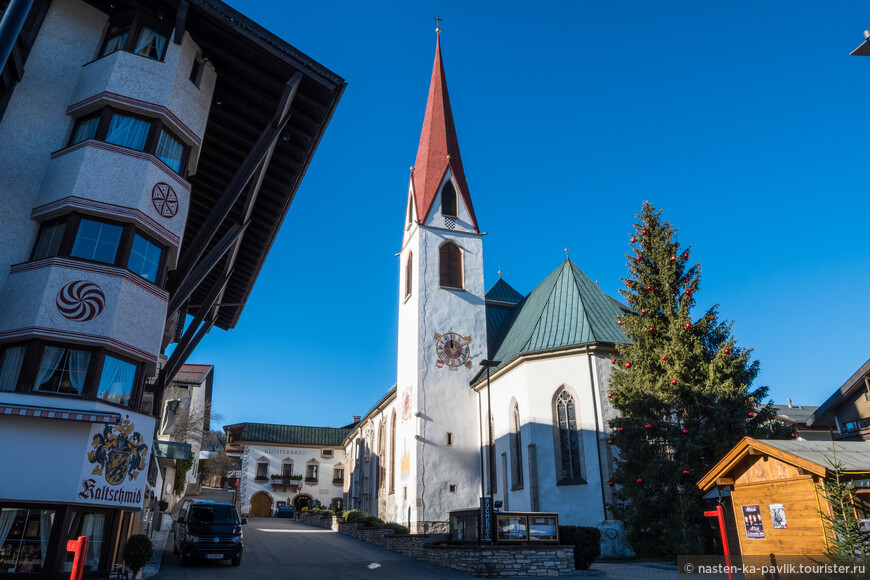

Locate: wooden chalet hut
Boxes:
[698,437,870,558]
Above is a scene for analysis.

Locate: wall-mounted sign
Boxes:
[57,280,105,322]
[741,504,765,540]
[78,417,152,508]
[152,183,178,218]
[769,503,787,529]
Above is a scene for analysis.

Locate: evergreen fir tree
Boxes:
[607,202,795,556]
[818,448,870,565]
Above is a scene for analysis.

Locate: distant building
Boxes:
[771,399,828,441]
[0,0,342,575]
[224,422,352,516]
[806,358,870,441]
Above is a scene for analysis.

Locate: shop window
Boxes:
[69,107,189,176]
[0,508,56,574]
[96,354,137,406]
[70,218,123,264]
[127,233,163,282]
[35,345,91,396]
[0,345,25,391]
[64,512,106,573]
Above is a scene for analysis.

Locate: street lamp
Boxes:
[851,30,870,56]
[479,359,500,543]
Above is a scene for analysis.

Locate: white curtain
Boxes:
[39,511,54,560]
[134,28,167,60]
[68,350,91,395]
[97,355,135,405]
[155,131,184,172]
[80,513,105,571]
[0,509,18,547]
[35,346,65,390]
[105,114,150,151]
[0,346,24,391]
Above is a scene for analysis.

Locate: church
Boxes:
[341,32,631,538]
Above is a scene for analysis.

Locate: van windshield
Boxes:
[189,505,240,525]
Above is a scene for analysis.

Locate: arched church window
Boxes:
[378,421,386,492]
[389,410,396,493]
[439,242,463,289]
[441,180,457,217]
[554,390,585,483]
[405,252,413,298]
[509,402,524,489]
[488,414,497,494]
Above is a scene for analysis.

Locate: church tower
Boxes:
[394,31,487,532]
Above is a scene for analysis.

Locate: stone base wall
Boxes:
[297,513,574,577]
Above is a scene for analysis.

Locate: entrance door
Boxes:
[250,492,272,517]
[293,494,312,511]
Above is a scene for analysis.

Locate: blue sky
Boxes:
[192,1,870,429]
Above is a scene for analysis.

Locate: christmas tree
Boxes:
[607,202,794,556]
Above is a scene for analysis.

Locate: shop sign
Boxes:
[77,416,153,508]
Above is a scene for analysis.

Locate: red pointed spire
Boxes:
[412,33,479,231]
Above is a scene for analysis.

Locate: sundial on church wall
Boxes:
[434,332,472,370]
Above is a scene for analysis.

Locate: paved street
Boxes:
[152,517,472,579]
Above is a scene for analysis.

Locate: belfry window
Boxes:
[439,242,463,289]
[554,390,585,484]
[441,181,457,217]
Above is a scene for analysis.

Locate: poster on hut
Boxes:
[769,503,787,529]
[741,504,766,539]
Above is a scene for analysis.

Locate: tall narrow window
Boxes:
[256,462,268,479]
[378,421,386,491]
[405,252,413,298]
[155,128,185,172]
[489,415,497,494]
[127,233,163,282]
[441,181,457,217]
[439,242,463,289]
[0,345,25,391]
[389,410,396,493]
[510,403,524,489]
[96,355,137,406]
[555,390,584,483]
[32,220,66,260]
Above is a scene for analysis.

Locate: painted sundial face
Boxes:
[436,333,470,367]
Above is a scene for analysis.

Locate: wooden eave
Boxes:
[697,437,828,492]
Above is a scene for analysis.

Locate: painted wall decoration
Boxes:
[152,182,179,218]
[401,442,411,481]
[78,417,150,508]
[56,280,105,321]
[769,503,787,529]
[434,332,472,370]
[741,504,765,540]
[401,386,413,423]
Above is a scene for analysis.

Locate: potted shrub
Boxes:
[122,534,153,579]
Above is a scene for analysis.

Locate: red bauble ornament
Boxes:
[681,429,689,435]
[747,412,756,418]
[649,327,656,333]
[625,362,632,368]
[682,469,690,475]
[646,285,653,291]
[670,255,677,261]
[791,432,798,439]
[631,237,636,243]
[607,392,613,399]
[618,427,624,432]
[642,229,648,235]
[645,423,652,429]
[685,323,693,329]
[636,255,642,262]
[624,281,630,287]
[608,481,615,487]
[611,359,617,364]
[671,379,679,385]
[641,309,647,314]
[724,348,732,355]
[682,253,689,259]
[640,394,645,399]
[617,320,624,326]
[685,289,692,296]
[660,355,668,361]
[637,478,643,484]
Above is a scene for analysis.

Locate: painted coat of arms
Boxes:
[87,418,149,485]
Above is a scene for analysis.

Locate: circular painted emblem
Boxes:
[152,182,178,218]
[436,333,470,367]
[57,280,105,322]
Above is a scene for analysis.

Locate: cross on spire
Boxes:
[435,16,443,33]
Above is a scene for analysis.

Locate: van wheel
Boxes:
[231,556,241,566]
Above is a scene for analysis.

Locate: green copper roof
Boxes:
[233,423,352,447]
[491,261,629,366]
[486,279,524,303]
